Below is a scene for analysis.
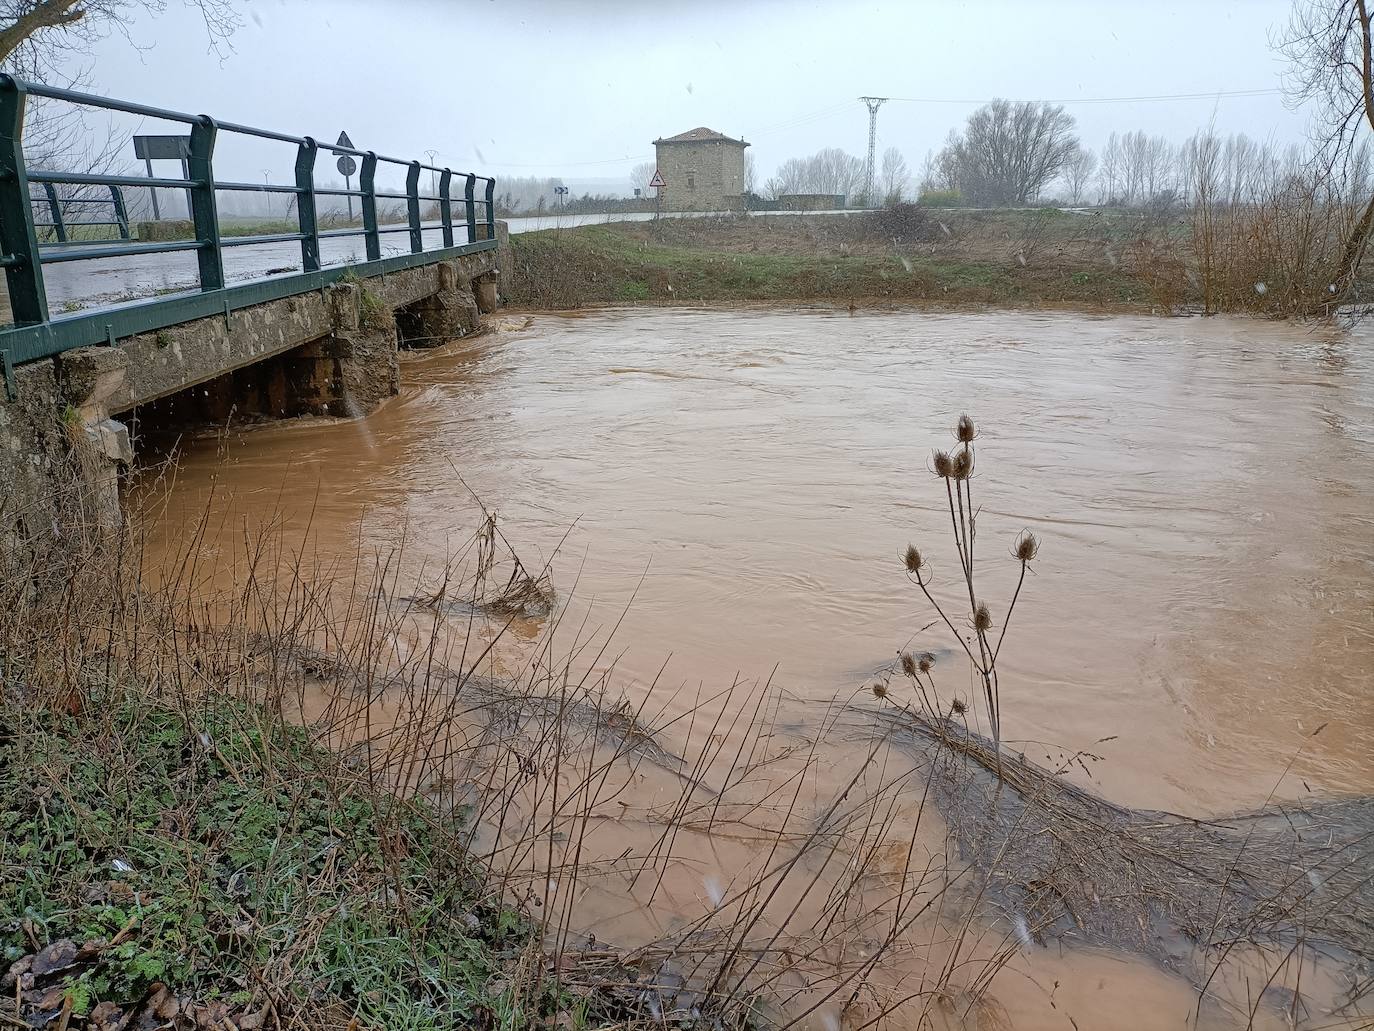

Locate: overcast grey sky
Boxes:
[69,0,1309,188]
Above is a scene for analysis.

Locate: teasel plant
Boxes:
[899,415,1039,766]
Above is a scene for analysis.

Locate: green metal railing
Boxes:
[34,184,131,242]
[0,75,498,398]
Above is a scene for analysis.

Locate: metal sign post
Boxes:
[145,156,158,220]
[649,169,665,219]
[334,131,356,221]
[132,134,192,220]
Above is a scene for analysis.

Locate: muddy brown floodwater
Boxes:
[134,306,1374,1029]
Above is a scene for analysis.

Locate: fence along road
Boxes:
[0,74,497,396]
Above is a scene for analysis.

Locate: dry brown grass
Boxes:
[0,459,1018,1029]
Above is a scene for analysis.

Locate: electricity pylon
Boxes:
[860,96,888,207]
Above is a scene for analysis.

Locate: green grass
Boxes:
[509,221,1150,310]
[0,693,563,1030]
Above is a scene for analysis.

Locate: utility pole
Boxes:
[425,149,439,196]
[860,96,887,207]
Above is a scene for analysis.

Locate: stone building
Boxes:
[652,127,750,212]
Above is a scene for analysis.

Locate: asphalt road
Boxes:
[40,209,854,311]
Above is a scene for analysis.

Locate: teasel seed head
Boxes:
[932,449,954,478]
[1014,531,1040,563]
[903,544,924,573]
[956,414,977,443]
[951,448,974,481]
[951,697,967,716]
[900,652,917,678]
[872,681,889,700]
[973,602,992,633]
[917,652,936,673]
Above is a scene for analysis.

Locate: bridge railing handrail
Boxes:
[0,74,498,369]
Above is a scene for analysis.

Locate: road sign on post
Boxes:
[332,131,356,220]
[132,134,191,221]
[648,169,665,218]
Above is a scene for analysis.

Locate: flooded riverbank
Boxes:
[138,306,1374,812]
[132,306,1374,1028]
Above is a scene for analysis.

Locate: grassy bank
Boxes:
[506,211,1161,312]
[506,207,1374,315]
[0,689,620,1031]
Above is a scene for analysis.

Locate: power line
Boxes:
[485,103,854,173]
[747,102,853,138]
[886,87,1283,105]
[482,154,653,169]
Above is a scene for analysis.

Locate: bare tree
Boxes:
[935,99,1078,206]
[0,1,239,240]
[1280,0,1374,296]
[916,149,940,194]
[630,161,656,197]
[1141,134,1175,202]
[1110,131,1175,205]
[1062,146,1097,205]
[742,152,757,197]
[492,176,567,213]
[1098,132,1123,203]
[1121,131,1147,204]
[768,147,865,199]
[879,146,909,204]
[0,1,237,77]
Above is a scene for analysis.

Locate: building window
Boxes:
[687,172,696,190]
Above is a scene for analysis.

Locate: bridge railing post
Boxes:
[405,160,422,253]
[438,168,453,248]
[463,174,476,244]
[294,137,320,273]
[484,178,495,241]
[187,116,224,291]
[109,184,129,240]
[0,75,49,324]
[360,151,380,261]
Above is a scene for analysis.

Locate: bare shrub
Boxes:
[868,201,936,244]
[1182,133,1363,314]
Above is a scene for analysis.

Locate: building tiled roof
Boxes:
[653,127,749,146]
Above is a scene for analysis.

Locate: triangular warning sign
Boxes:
[648,170,666,189]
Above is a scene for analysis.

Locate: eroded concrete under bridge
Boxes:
[0,227,508,560]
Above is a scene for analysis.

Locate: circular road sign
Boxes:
[336,154,357,177]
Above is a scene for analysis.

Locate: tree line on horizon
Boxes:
[757,98,1374,214]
